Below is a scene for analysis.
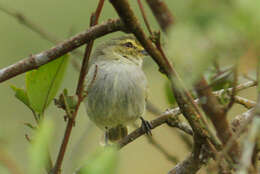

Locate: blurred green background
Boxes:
[0,0,256,174]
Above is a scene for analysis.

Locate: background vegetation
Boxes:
[0,0,258,174]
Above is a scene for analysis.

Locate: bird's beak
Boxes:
[140,49,148,56]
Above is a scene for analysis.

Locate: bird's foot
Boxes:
[140,117,152,136]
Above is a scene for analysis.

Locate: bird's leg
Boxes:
[140,117,152,136]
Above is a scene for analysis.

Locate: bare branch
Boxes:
[0,18,125,83]
[234,96,256,109]
[137,0,152,34]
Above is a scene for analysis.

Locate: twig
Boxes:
[52,1,105,174]
[137,0,152,34]
[0,18,125,83]
[214,80,256,95]
[145,0,174,32]
[167,120,193,136]
[231,109,254,132]
[225,66,238,112]
[234,96,256,109]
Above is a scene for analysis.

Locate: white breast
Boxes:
[84,60,147,130]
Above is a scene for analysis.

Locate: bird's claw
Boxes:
[140,117,152,136]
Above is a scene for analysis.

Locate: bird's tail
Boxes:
[106,125,128,142]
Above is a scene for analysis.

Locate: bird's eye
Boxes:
[124,42,134,48]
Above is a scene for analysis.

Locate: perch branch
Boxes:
[0,18,125,83]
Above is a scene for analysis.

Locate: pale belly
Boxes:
[84,60,147,130]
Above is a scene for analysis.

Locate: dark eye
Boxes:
[124,42,134,48]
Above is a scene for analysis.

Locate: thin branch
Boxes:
[231,109,254,132]
[225,66,238,112]
[0,18,126,83]
[167,120,193,136]
[137,0,152,34]
[52,1,105,174]
[145,0,174,32]
[234,96,256,109]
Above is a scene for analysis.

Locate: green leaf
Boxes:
[26,55,69,114]
[77,146,118,174]
[29,119,53,174]
[10,85,31,109]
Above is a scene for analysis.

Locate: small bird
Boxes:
[84,35,150,142]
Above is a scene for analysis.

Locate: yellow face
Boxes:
[113,37,147,59]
